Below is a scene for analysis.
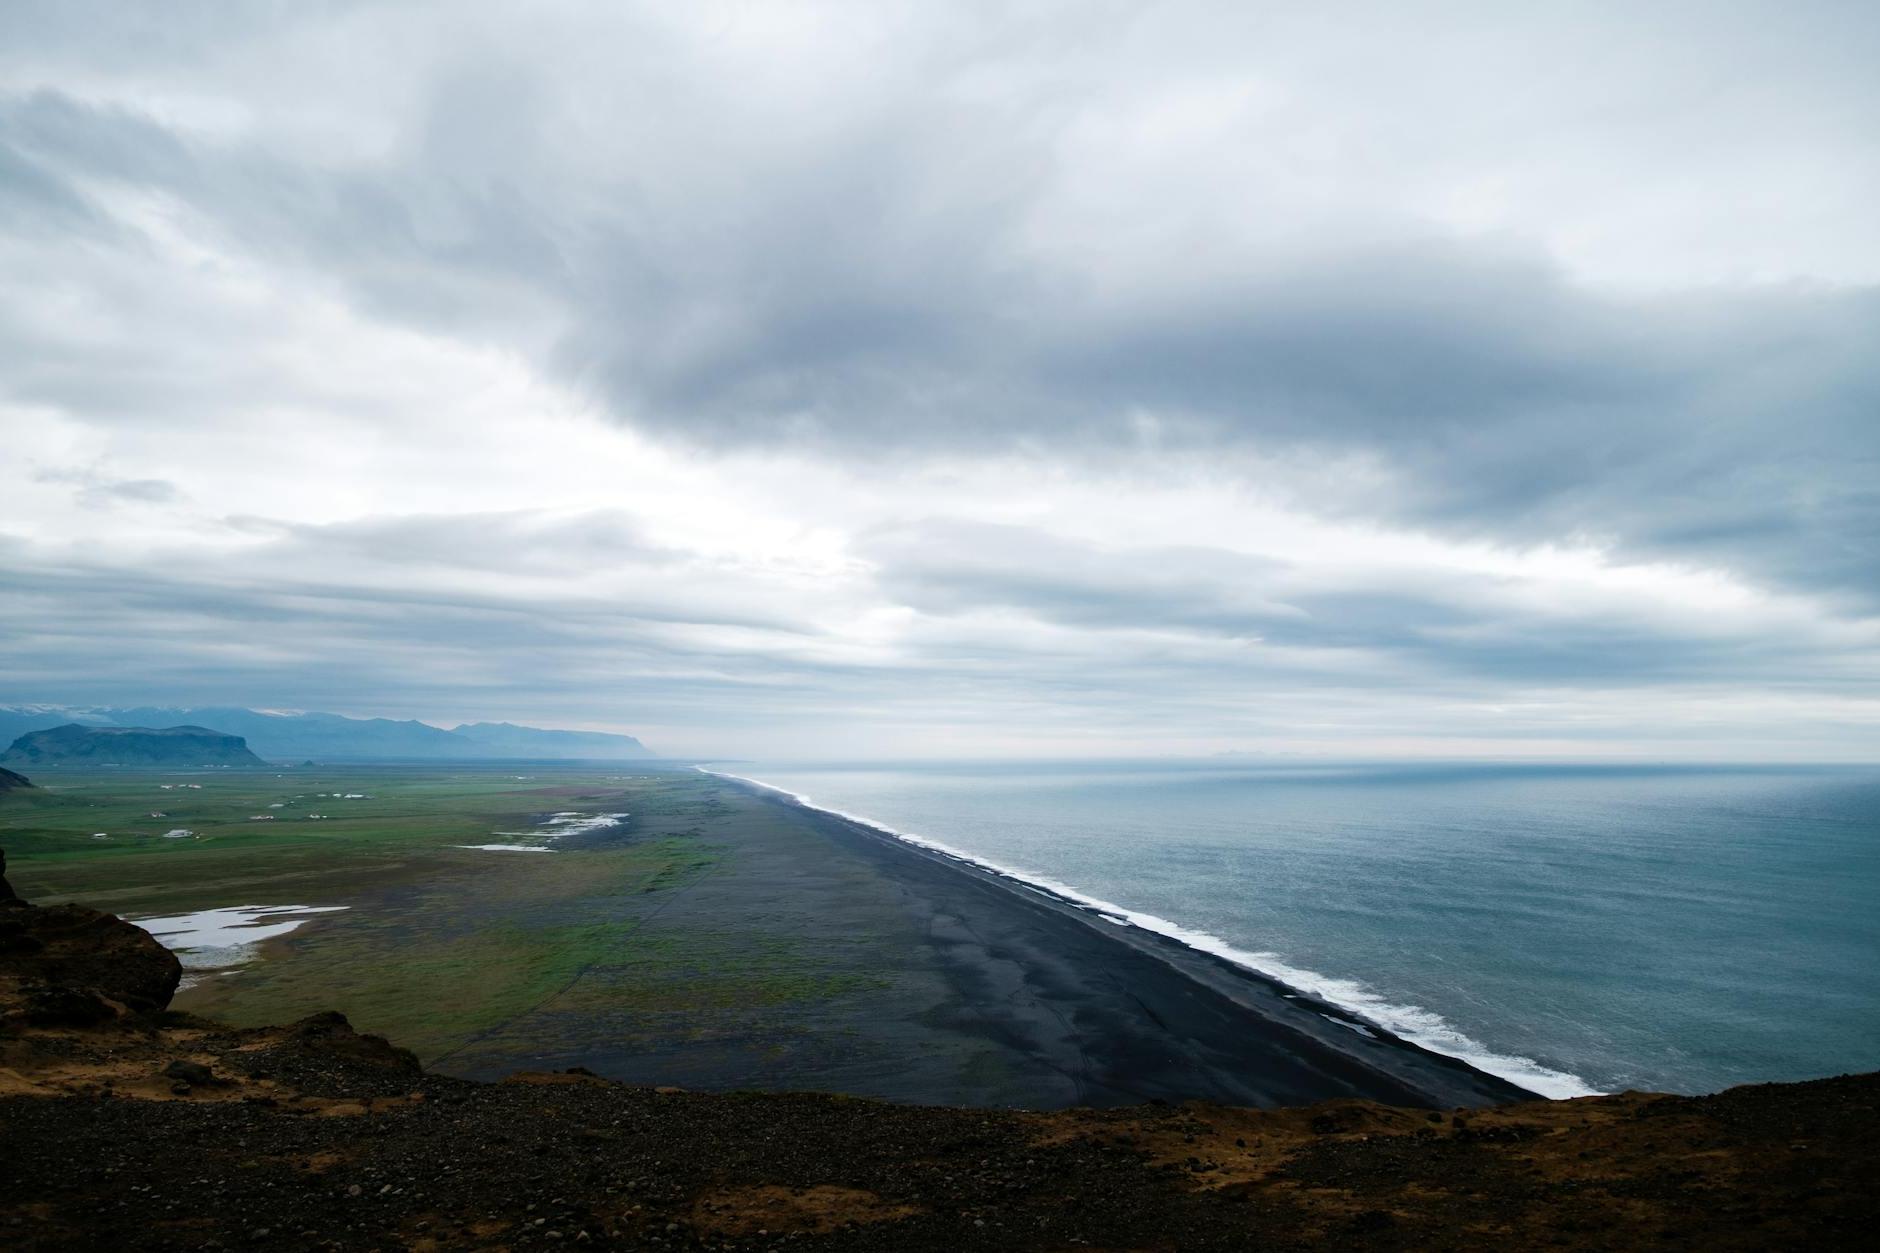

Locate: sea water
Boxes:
[730,760,1880,1098]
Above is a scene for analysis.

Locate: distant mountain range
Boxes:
[0,706,655,764]
[1,724,266,769]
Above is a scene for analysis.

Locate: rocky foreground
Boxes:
[2,854,1874,1251]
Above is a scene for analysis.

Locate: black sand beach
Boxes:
[400,771,1530,1109]
[729,779,1533,1109]
[12,766,1532,1109]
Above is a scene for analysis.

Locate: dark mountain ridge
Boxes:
[0,705,654,762]
[0,724,265,770]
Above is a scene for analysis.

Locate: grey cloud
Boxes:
[87,478,181,506]
[864,521,1301,636]
[863,520,1880,689]
[0,137,107,236]
[0,540,825,718]
[263,510,675,577]
[6,46,1873,611]
[2,510,1872,756]
[580,223,1879,609]
[3,2,1878,755]
[0,534,1247,745]
[226,510,830,638]
[32,465,185,508]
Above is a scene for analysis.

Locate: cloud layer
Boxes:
[2,1,1877,758]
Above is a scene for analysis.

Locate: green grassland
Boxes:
[0,766,651,911]
[0,766,848,1063]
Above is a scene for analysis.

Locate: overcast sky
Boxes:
[2,1,1876,759]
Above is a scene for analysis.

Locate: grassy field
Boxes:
[0,766,800,1062]
[0,765,662,910]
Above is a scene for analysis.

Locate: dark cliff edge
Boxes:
[0,766,30,792]
[0,862,1873,1251]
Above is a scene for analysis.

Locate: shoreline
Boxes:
[12,762,1544,1108]
[712,771,1540,1109]
[712,767,1595,1099]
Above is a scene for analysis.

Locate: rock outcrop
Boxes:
[0,855,182,1026]
[0,766,29,793]
[273,1009,423,1076]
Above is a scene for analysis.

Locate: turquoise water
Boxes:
[732,761,1880,1098]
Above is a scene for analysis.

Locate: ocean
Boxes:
[728,760,1880,1099]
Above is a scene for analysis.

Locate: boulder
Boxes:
[1,847,20,904]
[162,1059,220,1086]
[280,1010,422,1074]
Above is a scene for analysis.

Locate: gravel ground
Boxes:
[3,1007,1876,1251]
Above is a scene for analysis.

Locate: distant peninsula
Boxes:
[449,720,653,759]
[0,724,266,770]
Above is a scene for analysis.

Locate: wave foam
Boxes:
[706,769,1599,1100]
